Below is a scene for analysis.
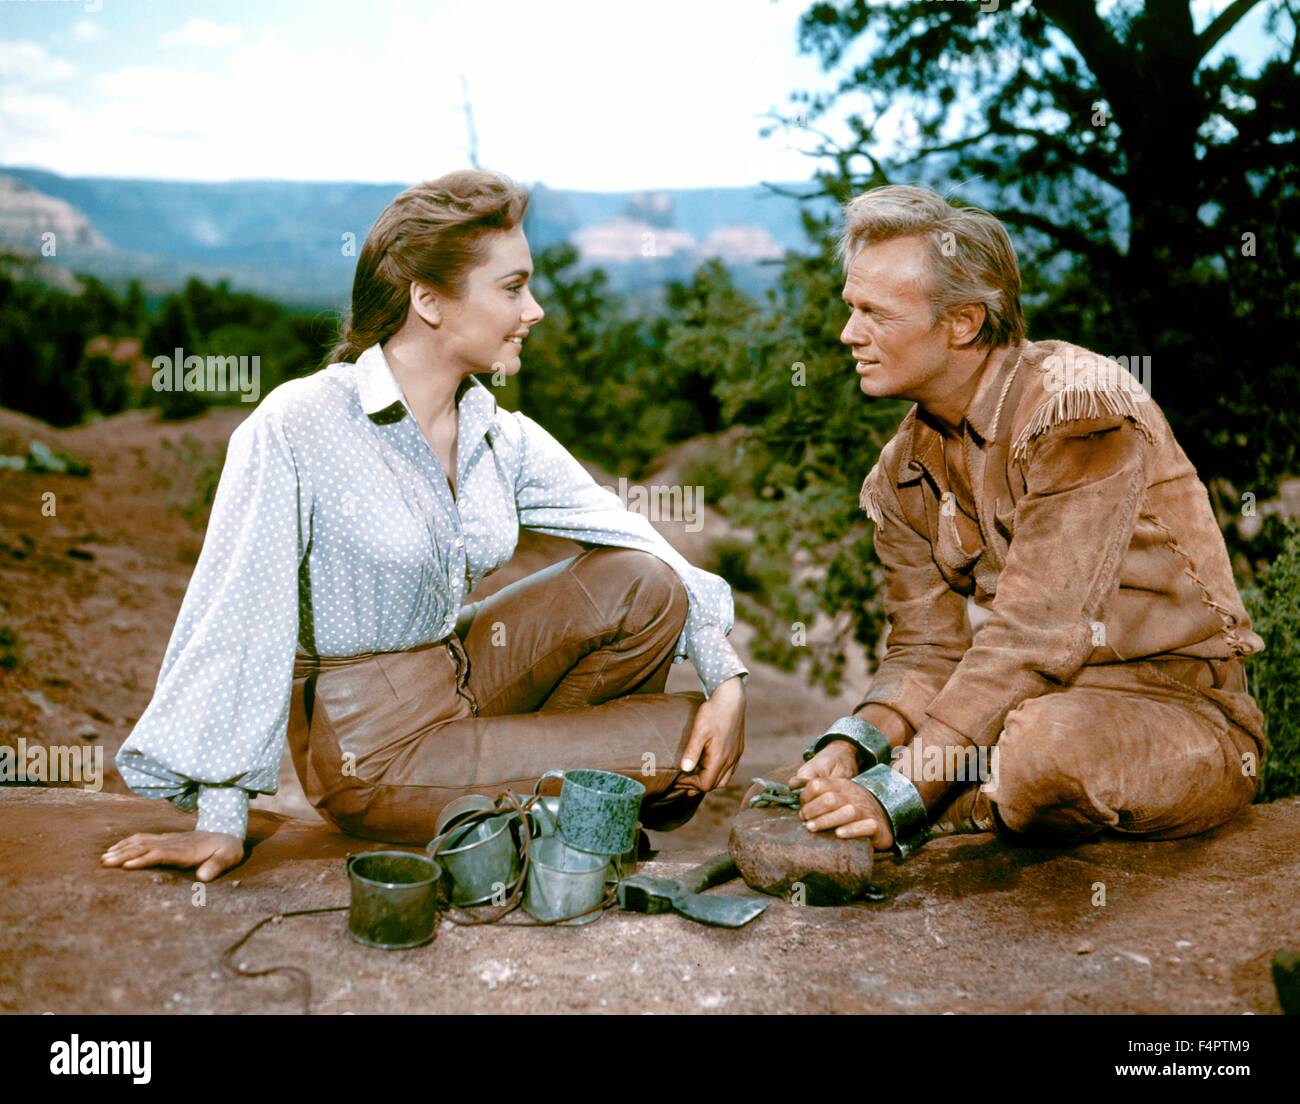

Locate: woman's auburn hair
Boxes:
[325,169,531,366]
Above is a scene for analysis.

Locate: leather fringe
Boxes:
[858,460,886,525]
[1011,378,1158,464]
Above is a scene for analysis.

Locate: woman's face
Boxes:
[434,226,544,377]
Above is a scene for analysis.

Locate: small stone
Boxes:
[22,690,55,716]
[75,726,99,741]
[1175,939,1192,949]
[1076,941,1094,955]
[230,879,240,887]
[1116,949,1152,967]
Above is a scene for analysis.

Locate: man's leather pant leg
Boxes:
[288,547,710,845]
[976,657,1263,842]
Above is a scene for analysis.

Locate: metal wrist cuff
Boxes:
[852,764,931,861]
[803,716,892,770]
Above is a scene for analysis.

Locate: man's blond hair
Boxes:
[838,184,1026,348]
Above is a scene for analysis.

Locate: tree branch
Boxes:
[994,207,1122,269]
[1034,0,1136,117]
[897,122,1125,191]
[1198,0,1263,61]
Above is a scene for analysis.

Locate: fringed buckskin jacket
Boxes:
[855,338,1266,755]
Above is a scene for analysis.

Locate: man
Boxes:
[783,184,1265,860]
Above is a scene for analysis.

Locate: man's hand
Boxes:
[101,830,245,882]
[788,740,860,787]
[678,676,745,793]
[798,776,894,851]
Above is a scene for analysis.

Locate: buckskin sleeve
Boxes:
[853,458,973,735]
[920,414,1152,748]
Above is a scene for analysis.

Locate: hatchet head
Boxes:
[617,873,681,914]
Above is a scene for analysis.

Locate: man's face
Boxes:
[434,226,544,377]
[839,235,953,401]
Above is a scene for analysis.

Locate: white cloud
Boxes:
[6,0,842,189]
[72,19,107,43]
[0,41,78,84]
[160,19,241,49]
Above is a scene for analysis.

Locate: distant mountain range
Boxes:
[0,167,838,307]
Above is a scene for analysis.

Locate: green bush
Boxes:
[0,269,330,426]
[1242,517,1300,802]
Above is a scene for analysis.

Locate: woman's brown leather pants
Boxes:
[286,547,708,845]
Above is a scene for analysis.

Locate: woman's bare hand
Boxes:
[101,831,245,882]
[678,676,746,793]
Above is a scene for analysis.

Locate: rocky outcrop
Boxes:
[0,175,110,254]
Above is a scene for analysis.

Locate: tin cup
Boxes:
[522,836,609,925]
[435,794,497,839]
[346,850,441,950]
[533,768,646,857]
[426,812,521,906]
[527,794,561,840]
[605,822,642,884]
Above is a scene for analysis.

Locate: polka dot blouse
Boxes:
[115,343,749,840]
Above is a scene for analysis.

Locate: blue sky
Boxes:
[0,0,1279,190]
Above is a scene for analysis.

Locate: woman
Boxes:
[102,170,748,882]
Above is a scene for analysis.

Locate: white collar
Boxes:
[355,343,502,439]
